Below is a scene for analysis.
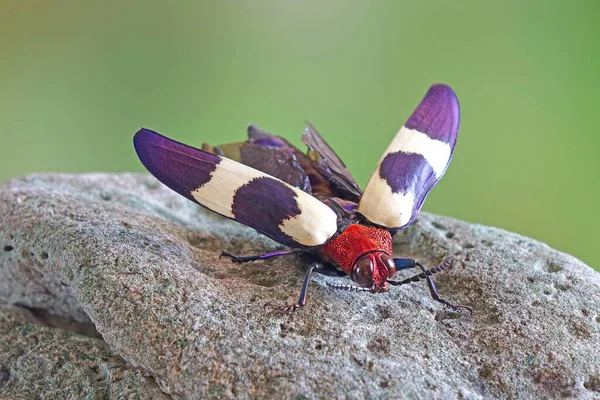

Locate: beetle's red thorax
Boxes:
[319,224,392,275]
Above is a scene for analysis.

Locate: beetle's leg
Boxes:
[277,262,323,312]
[414,261,473,314]
[220,249,300,263]
[388,259,472,314]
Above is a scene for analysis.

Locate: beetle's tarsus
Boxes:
[263,262,323,314]
[263,301,303,313]
[220,251,245,263]
[440,299,473,314]
[278,303,303,313]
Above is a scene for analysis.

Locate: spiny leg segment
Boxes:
[388,259,473,314]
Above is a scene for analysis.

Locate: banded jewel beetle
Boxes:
[134,84,471,313]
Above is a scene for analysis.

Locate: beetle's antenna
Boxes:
[326,281,371,292]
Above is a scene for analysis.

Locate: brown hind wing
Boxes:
[302,122,362,202]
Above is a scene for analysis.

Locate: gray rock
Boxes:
[1,173,599,399]
[0,304,170,399]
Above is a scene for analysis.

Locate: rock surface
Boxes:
[0,304,170,399]
[1,173,599,399]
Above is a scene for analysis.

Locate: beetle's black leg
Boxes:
[278,262,323,312]
[388,259,472,314]
[220,249,300,263]
[414,261,473,314]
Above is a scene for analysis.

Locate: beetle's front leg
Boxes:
[389,259,473,314]
[277,262,324,312]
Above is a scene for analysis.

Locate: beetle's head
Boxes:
[350,251,396,293]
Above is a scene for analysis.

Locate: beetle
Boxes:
[134,84,472,313]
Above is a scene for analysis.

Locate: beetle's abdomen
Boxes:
[319,224,392,275]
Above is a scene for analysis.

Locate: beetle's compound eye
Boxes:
[352,256,374,287]
[380,254,396,278]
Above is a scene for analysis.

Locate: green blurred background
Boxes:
[1,1,598,269]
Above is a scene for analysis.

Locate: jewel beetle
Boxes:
[134,84,472,313]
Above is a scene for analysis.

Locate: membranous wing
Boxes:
[204,124,339,199]
[134,129,337,248]
[302,122,362,202]
[358,84,460,229]
[238,143,312,194]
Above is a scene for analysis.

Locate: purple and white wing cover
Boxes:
[358,84,460,229]
[134,129,337,249]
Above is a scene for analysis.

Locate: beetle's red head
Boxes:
[350,251,396,293]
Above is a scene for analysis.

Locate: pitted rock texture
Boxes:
[0,304,170,399]
[1,173,599,399]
